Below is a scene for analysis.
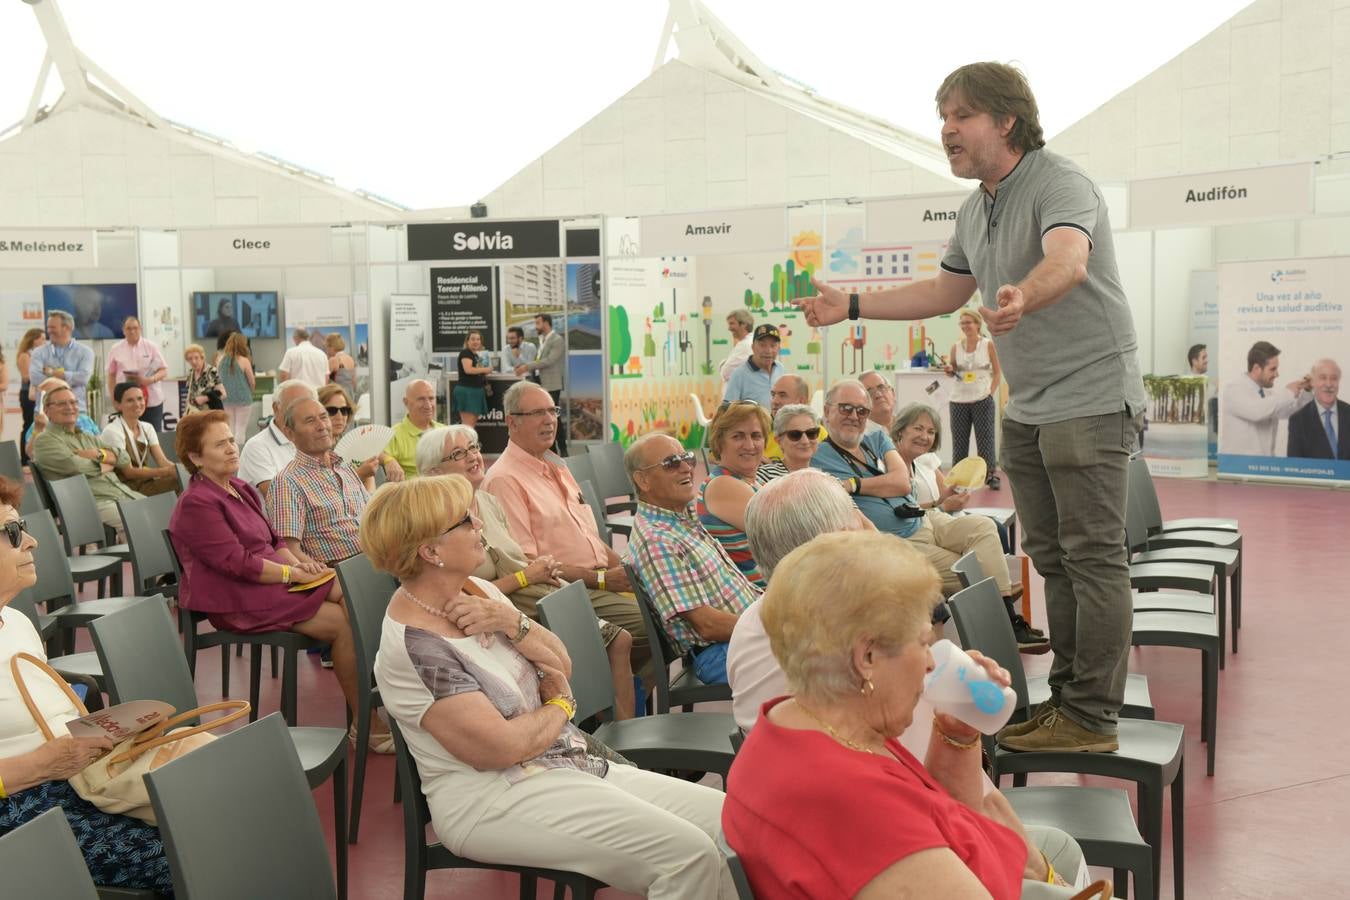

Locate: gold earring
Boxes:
[859,678,875,697]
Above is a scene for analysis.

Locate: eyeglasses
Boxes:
[512,406,562,419]
[3,519,29,549]
[441,442,482,463]
[324,406,352,418]
[779,427,821,442]
[832,402,871,420]
[638,451,696,472]
[441,512,477,535]
[865,383,893,398]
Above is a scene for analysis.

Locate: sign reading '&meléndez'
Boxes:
[0,230,97,267]
[407,220,562,261]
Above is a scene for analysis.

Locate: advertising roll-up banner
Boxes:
[178,226,332,267]
[1129,163,1314,229]
[1217,256,1350,483]
[407,220,561,261]
[0,230,98,268]
[865,192,970,243]
[638,206,787,257]
[430,267,496,353]
[387,294,437,421]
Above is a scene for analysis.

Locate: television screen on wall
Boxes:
[42,283,139,341]
[192,291,279,340]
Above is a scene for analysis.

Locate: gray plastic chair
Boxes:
[0,808,100,899]
[31,475,124,598]
[577,479,614,545]
[949,552,1155,720]
[586,441,637,512]
[563,453,597,491]
[388,719,603,900]
[48,473,132,562]
[1131,609,1220,775]
[538,581,738,780]
[163,528,320,724]
[625,563,732,713]
[716,831,755,900]
[20,478,46,514]
[88,596,349,899]
[0,439,23,482]
[335,553,399,844]
[1130,457,1239,534]
[116,493,179,598]
[947,578,1185,900]
[144,714,338,900]
[1004,786,1154,900]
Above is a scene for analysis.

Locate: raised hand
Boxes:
[978,285,1025,336]
[797,276,849,327]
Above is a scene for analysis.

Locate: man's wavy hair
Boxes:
[936,62,1045,155]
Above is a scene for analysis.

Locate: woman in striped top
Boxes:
[696,401,770,588]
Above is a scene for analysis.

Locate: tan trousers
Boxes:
[908,510,1013,597]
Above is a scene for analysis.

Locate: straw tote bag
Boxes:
[10,652,251,824]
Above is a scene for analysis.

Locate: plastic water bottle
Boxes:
[922,639,1016,735]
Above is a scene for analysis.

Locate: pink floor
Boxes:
[71,474,1350,899]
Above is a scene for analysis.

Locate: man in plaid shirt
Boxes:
[623,433,760,684]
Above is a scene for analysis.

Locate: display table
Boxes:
[445,371,526,455]
[893,369,955,468]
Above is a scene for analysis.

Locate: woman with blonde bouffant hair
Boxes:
[366,475,733,898]
[723,530,1079,899]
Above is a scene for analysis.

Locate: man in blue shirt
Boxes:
[722,324,784,410]
[28,311,95,415]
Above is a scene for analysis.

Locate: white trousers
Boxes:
[455,764,735,900]
[910,509,1013,596]
[224,404,252,443]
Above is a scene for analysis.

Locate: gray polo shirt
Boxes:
[941,148,1145,425]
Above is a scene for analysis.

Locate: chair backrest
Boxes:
[577,479,612,544]
[118,493,179,595]
[563,452,597,490]
[158,435,178,464]
[144,714,337,900]
[335,554,399,685]
[945,577,1031,714]
[27,463,58,524]
[624,563,681,712]
[47,474,107,553]
[0,440,22,482]
[1127,456,1166,535]
[22,509,78,608]
[950,550,983,589]
[175,463,191,493]
[536,580,617,722]
[717,831,756,900]
[0,808,100,900]
[1123,462,1151,552]
[19,479,45,515]
[587,441,635,503]
[8,588,46,634]
[388,719,435,874]
[88,595,196,712]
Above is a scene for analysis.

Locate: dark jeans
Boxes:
[19,382,34,464]
[549,389,568,457]
[1001,409,1141,735]
[142,403,164,432]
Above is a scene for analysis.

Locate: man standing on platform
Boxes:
[516,314,567,456]
[800,62,1144,754]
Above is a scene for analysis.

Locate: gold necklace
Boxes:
[795,701,878,755]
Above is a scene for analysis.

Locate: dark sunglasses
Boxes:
[441,512,475,535]
[639,451,697,472]
[780,427,821,442]
[3,519,28,549]
[324,405,353,418]
[833,402,871,419]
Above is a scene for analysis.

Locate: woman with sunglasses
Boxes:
[318,383,404,489]
[367,475,733,899]
[414,426,637,720]
[756,404,822,484]
[168,411,388,746]
[698,401,772,589]
[0,477,174,892]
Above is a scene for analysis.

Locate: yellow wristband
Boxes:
[514,570,529,589]
[280,564,290,584]
[0,771,7,799]
[595,568,606,591]
[545,697,576,720]
[1040,851,1056,884]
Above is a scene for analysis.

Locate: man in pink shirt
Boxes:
[106,316,170,430]
[482,381,650,668]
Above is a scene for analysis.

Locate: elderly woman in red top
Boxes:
[168,410,389,748]
[723,531,1077,899]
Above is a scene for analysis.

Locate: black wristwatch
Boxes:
[848,292,860,321]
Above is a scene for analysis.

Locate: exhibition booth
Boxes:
[3,157,1347,486]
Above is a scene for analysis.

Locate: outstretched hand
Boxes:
[979,284,1025,336]
[797,276,848,327]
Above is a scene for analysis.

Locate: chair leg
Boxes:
[249,647,263,722]
[1215,574,1226,671]
[349,691,372,843]
[333,757,348,900]
[1205,647,1218,777]
[271,644,280,678]
[1112,868,1128,900]
[220,644,231,697]
[282,649,299,727]
[1171,759,1185,900]
[516,874,538,900]
[1137,780,1160,900]
[1231,566,1241,654]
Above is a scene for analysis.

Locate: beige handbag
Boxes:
[11,652,251,824]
